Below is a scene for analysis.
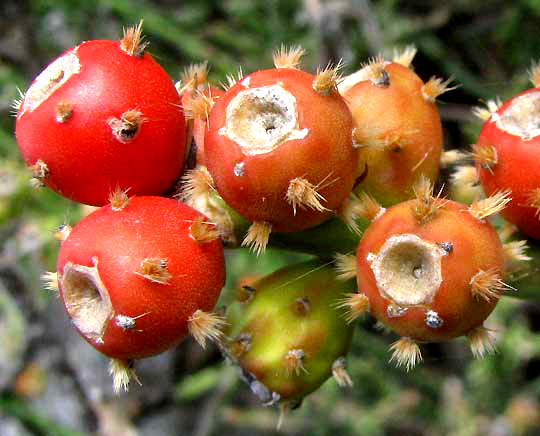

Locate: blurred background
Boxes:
[2,0,540,435]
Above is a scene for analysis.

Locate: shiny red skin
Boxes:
[16,40,187,206]
[205,68,357,232]
[57,197,225,360]
[476,88,540,239]
[356,200,505,342]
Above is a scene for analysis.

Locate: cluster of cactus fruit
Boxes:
[12,20,540,416]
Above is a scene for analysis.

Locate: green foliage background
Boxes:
[2,1,540,435]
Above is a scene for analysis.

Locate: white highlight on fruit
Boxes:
[222,85,308,156]
[21,48,81,116]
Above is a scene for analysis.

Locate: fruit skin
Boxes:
[476,88,540,239]
[224,260,355,403]
[57,196,225,360]
[343,62,443,206]
[205,68,357,232]
[356,199,505,342]
[16,40,187,206]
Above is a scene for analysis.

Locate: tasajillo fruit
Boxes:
[223,260,355,415]
[203,46,358,254]
[337,178,514,370]
[473,64,540,239]
[46,194,226,392]
[14,21,187,206]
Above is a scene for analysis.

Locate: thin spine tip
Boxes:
[334,293,369,324]
[108,359,141,394]
[392,45,417,68]
[470,268,514,302]
[285,176,331,215]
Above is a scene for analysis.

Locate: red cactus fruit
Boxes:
[204,47,358,254]
[15,22,187,206]
[49,194,225,392]
[474,84,540,239]
[339,48,452,207]
[223,260,355,412]
[337,178,512,370]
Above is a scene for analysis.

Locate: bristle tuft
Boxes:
[109,359,141,394]
[220,67,244,91]
[29,159,49,187]
[177,166,215,203]
[470,268,514,302]
[504,240,532,266]
[469,190,511,220]
[472,98,503,121]
[471,143,498,170]
[183,90,214,122]
[109,186,131,210]
[334,253,358,280]
[120,19,148,57]
[332,357,353,387]
[526,188,540,218]
[392,45,417,68]
[313,60,344,95]
[529,59,540,88]
[421,76,458,102]
[468,326,497,359]
[136,257,172,284]
[273,44,306,69]
[188,309,226,349]
[178,61,209,94]
[242,221,272,256]
[285,349,307,376]
[285,176,331,215]
[334,293,369,323]
[440,149,469,167]
[389,337,422,371]
[190,215,220,243]
[412,176,445,223]
[42,271,59,294]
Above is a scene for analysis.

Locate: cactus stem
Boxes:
[468,325,497,359]
[242,221,272,256]
[470,268,514,302]
[109,358,141,394]
[136,257,172,284]
[188,309,226,349]
[389,337,422,371]
[273,44,306,70]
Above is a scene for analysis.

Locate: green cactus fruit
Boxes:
[223,259,356,408]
